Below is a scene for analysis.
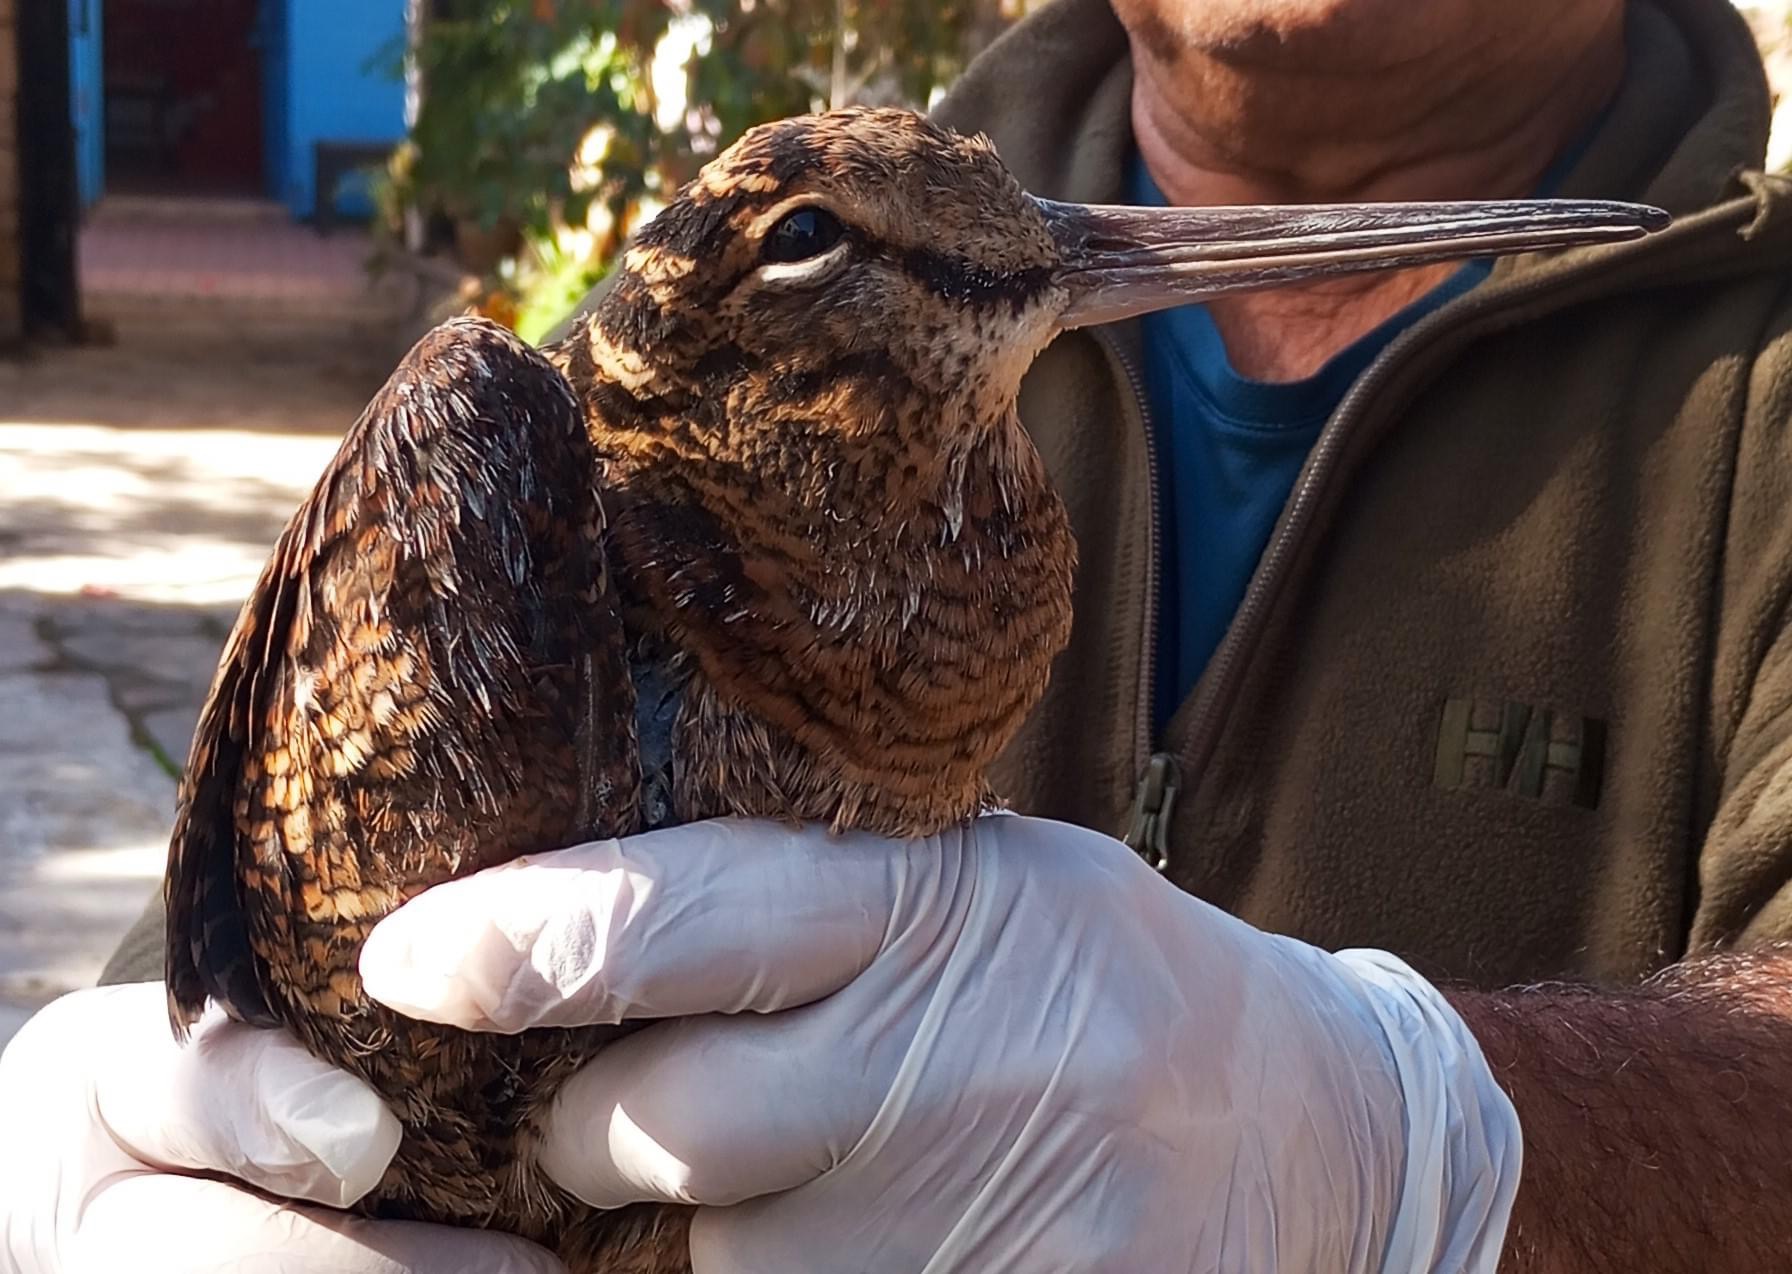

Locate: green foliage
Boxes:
[393,0,1023,333]
[684,0,1004,166]
[509,238,609,343]
[400,1,671,238]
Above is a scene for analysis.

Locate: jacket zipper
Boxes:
[1089,327,1170,862]
[1122,751,1180,870]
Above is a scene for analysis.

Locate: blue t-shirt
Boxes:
[1128,157,1490,731]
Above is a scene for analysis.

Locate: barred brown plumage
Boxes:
[166,109,1077,1273]
[161,106,1665,1272]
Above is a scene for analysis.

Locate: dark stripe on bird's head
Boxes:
[761,349,919,410]
[698,130,826,199]
[890,247,1054,312]
[639,190,739,258]
[585,341,918,431]
[648,126,827,256]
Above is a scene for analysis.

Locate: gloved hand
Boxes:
[0,981,562,1274]
[360,814,1523,1273]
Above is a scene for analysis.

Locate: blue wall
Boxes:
[273,0,406,219]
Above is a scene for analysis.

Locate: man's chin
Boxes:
[1107,0,1484,73]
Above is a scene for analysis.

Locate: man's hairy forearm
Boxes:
[1450,948,1792,1274]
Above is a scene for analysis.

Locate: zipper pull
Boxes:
[1122,752,1180,872]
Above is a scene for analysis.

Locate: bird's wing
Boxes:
[164,317,640,1037]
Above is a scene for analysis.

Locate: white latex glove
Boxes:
[360,814,1523,1273]
[0,981,563,1274]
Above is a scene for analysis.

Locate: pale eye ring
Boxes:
[762,207,847,263]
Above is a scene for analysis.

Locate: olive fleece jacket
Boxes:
[102,0,1792,991]
[958,0,1792,986]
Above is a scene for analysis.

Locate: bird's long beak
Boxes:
[1038,196,1670,329]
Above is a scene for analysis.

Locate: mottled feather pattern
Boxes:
[165,110,1078,1274]
[165,318,658,1247]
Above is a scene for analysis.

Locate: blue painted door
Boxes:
[68,0,104,207]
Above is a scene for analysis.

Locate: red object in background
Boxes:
[104,0,263,194]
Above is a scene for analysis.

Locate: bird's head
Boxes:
[571,107,1068,469]
[574,106,1664,469]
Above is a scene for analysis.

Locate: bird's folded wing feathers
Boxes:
[164,317,641,1038]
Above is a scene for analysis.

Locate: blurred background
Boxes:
[0,0,1787,1047]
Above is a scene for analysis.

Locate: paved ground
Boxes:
[81,195,405,313]
[0,203,423,1047]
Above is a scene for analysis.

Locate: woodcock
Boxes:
[162,108,1665,1271]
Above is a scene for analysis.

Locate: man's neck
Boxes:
[1126,1,1627,380]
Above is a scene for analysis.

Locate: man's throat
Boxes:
[1203,263,1462,382]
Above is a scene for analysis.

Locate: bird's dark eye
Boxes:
[762,207,846,264]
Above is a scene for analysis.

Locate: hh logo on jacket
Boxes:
[1434,697,1605,809]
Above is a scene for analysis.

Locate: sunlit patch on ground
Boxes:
[0,424,343,604]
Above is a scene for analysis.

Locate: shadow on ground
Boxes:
[2,308,398,435]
